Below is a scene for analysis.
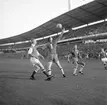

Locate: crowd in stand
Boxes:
[0,21,107,60]
[36,41,107,60]
[63,21,107,39]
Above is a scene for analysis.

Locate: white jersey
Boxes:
[28,44,40,58]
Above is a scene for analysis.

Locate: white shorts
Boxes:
[101,58,107,63]
[30,57,44,69]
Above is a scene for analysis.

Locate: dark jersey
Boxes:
[70,50,81,58]
[47,41,57,55]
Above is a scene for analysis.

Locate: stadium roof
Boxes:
[1,0,107,44]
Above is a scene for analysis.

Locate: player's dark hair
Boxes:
[48,37,52,42]
[30,38,37,44]
[30,38,34,43]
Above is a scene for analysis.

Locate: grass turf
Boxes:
[0,58,107,105]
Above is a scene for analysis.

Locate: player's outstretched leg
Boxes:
[47,61,53,76]
[44,72,53,81]
[30,65,40,80]
[78,62,85,75]
[30,71,36,80]
[73,62,78,76]
[55,60,66,77]
[104,63,107,70]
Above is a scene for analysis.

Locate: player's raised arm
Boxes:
[57,28,65,41]
[55,24,65,42]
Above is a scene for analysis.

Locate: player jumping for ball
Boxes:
[100,48,107,70]
[28,38,52,80]
[46,24,66,78]
[67,45,85,76]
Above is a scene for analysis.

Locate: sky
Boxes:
[2,0,94,39]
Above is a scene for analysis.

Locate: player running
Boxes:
[67,45,85,76]
[46,24,66,78]
[100,48,107,70]
[28,38,52,80]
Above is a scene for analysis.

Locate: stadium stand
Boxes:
[0,0,107,60]
[0,21,107,53]
[0,0,107,45]
[13,42,30,49]
[64,21,107,39]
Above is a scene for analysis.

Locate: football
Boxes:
[56,23,62,29]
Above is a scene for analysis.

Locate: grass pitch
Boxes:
[0,58,107,105]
